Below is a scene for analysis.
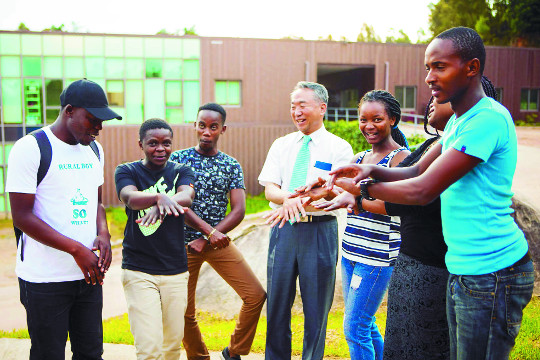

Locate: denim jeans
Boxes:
[19,278,103,360]
[341,258,393,360]
[447,259,534,360]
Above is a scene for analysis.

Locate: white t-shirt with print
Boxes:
[6,126,104,283]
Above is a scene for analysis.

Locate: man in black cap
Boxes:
[6,79,121,359]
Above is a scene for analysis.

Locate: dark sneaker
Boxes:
[220,347,241,360]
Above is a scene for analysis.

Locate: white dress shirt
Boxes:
[258,125,354,214]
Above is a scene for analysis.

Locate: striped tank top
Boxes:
[341,147,406,267]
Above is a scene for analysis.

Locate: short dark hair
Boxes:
[139,118,173,140]
[198,103,226,123]
[435,26,486,74]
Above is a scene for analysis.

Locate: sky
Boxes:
[1,0,436,43]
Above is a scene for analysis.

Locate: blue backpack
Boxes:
[13,128,100,261]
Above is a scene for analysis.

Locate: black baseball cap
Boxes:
[60,79,122,120]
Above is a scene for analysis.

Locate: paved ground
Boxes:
[1,124,538,359]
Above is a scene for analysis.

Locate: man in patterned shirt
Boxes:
[170,103,266,360]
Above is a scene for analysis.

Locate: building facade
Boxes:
[0,31,539,210]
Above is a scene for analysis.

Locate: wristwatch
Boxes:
[356,196,365,213]
[360,178,378,201]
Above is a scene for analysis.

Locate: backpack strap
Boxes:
[89,140,100,160]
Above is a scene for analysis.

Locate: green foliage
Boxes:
[245,193,270,214]
[184,26,197,36]
[17,23,29,31]
[42,24,65,32]
[385,29,412,44]
[357,23,382,43]
[324,120,370,154]
[515,113,540,126]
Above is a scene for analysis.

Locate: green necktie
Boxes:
[288,135,311,192]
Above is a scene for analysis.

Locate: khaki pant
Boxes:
[183,242,266,359]
[122,269,189,360]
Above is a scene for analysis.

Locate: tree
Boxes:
[356,23,381,42]
[183,26,197,36]
[385,29,412,44]
[43,24,65,32]
[18,23,29,31]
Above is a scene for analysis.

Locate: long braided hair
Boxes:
[359,90,409,149]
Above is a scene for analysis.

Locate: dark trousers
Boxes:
[19,278,104,360]
[265,219,338,360]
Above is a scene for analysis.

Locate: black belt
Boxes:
[512,251,531,268]
[297,215,335,223]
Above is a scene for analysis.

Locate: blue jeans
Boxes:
[341,258,393,360]
[19,278,104,360]
[447,259,534,360]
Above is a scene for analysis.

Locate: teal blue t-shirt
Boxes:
[440,97,527,275]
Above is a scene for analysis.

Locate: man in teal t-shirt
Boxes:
[325,27,534,360]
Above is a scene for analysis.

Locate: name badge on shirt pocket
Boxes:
[314,161,332,171]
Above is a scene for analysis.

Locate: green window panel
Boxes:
[144,38,163,58]
[0,195,5,213]
[125,80,144,124]
[394,87,404,107]
[215,81,228,104]
[183,81,199,123]
[228,81,241,105]
[105,37,124,57]
[146,59,162,78]
[46,108,60,123]
[63,36,84,56]
[163,59,182,79]
[42,35,63,56]
[0,56,21,77]
[166,108,183,124]
[165,81,182,107]
[2,79,23,124]
[0,34,21,55]
[0,171,4,192]
[125,38,144,57]
[144,79,165,119]
[23,57,42,77]
[44,57,63,78]
[64,57,84,78]
[84,36,104,56]
[183,39,200,59]
[520,89,528,110]
[105,58,124,78]
[24,79,43,125]
[183,60,199,79]
[125,59,144,79]
[405,87,415,109]
[531,89,539,111]
[86,57,105,78]
[1,144,14,165]
[107,107,125,125]
[106,80,124,107]
[21,34,42,55]
[45,79,63,106]
[163,38,182,58]
[92,78,105,91]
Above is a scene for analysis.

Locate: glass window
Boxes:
[125,59,144,79]
[183,81,199,123]
[45,79,63,106]
[215,80,241,106]
[164,38,182,58]
[146,59,162,78]
[63,36,84,56]
[394,86,416,109]
[23,57,42,77]
[521,89,539,111]
[106,80,124,107]
[163,59,182,79]
[183,39,200,59]
[125,37,144,57]
[165,81,182,106]
[166,108,183,124]
[86,57,105,78]
[84,36,104,56]
[125,80,144,124]
[105,58,124,78]
[144,38,163,57]
[42,35,63,56]
[21,34,42,55]
[183,60,199,79]
[144,79,165,119]
[64,57,85,78]
[1,56,21,77]
[46,109,60,123]
[44,57,63,78]
[24,79,43,125]
[0,34,21,55]
[105,37,124,57]
[2,79,23,124]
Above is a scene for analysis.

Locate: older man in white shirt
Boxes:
[258,81,353,360]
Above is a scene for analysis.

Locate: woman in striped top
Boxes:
[337,90,409,360]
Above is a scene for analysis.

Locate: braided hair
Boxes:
[359,90,409,149]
